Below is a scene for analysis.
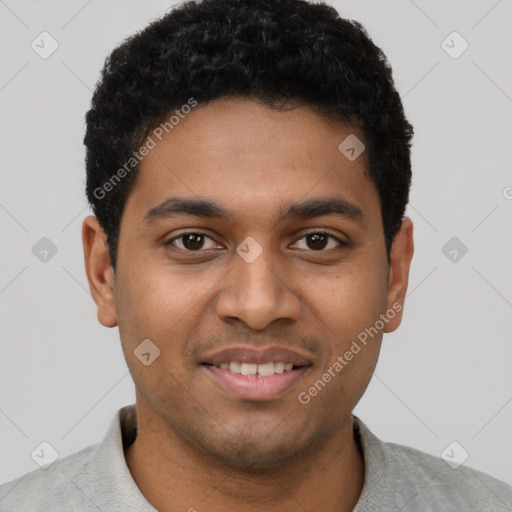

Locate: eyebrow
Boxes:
[143,196,364,225]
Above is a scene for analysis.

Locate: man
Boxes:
[1,0,510,510]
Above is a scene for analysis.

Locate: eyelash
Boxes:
[164,230,347,252]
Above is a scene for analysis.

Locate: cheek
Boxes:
[112,261,177,370]
[113,265,196,406]
[300,263,387,397]
[113,259,223,352]
[308,260,387,335]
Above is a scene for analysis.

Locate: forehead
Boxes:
[123,98,381,227]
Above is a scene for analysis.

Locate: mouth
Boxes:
[200,346,313,401]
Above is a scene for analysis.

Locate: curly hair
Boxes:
[84,0,413,272]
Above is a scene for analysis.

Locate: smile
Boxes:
[201,362,310,401]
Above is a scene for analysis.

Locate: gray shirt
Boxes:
[1,404,511,511]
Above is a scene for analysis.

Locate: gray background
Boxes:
[1,0,511,488]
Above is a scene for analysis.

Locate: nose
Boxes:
[215,243,302,330]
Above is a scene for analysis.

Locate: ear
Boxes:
[82,215,118,328]
[384,217,414,333]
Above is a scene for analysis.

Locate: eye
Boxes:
[165,232,220,251]
[164,231,346,253]
[292,232,346,251]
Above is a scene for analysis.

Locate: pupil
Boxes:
[184,234,204,250]
[308,233,327,250]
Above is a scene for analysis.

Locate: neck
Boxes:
[125,402,365,512]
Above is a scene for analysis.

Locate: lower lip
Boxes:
[203,365,310,401]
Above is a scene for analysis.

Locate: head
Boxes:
[83,0,414,470]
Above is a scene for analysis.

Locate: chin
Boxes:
[193,424,322,473]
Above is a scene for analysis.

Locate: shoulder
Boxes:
[386,441,512,510]
[0,444,98,511]
[354,417,512,511]
[0,405,151,512]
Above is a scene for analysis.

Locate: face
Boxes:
[83,98,413,469]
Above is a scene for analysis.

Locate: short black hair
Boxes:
[84,0,413,272]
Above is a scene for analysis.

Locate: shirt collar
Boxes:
[88,404,156,511]
[352,415,388,511]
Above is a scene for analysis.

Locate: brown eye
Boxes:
[182,234,204,250]
[306,233,328,250]
[166,232,218,251]
[293,232,345,251]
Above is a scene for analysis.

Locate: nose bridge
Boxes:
[235,240,285,305]
[215,238,301,329]
[239,249,280,296]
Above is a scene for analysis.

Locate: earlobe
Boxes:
[82,215,118,328]
[384,217,414,333]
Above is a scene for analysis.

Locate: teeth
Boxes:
[229,361,241,373]
[217,361,298,376]
[240,363,257,375]
[274,362,285,374]
[257,362,275,377]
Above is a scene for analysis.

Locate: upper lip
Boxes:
[201,346,312,366]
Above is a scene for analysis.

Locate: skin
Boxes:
[82,97,414,512]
